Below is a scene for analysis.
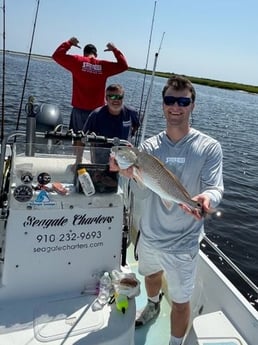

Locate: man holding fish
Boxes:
[110,75,224,345]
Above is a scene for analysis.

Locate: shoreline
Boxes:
[2,50,258,94]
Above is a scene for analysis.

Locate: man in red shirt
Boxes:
[52,37,128,146]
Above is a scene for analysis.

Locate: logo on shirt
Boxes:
[166,157,185,164]
[122,120,131,127]
[82,62,102,74]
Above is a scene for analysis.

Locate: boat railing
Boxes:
[202,235,258,296]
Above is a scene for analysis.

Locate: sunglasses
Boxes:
[163,96,192,107]
[107,94,124,100]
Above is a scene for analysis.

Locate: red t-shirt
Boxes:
[52,41,128,110]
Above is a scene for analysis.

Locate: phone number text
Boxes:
[36,231,102,243]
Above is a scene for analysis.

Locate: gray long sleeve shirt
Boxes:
[131,128,224,255]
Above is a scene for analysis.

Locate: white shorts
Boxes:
[137,235,198,303]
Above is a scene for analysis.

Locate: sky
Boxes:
[2,0,258,86]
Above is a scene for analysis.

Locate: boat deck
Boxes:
[126,244,171,345]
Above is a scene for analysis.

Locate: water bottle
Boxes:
[96,272,112,306]
[77,168,95,196]
[115,293,129,314]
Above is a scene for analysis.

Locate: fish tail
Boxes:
[196,204,222,219]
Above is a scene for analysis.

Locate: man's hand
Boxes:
[104,42,116,52]
[180,194,211,220]
[69,37,81,48]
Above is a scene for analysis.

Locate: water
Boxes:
[1,53,258,307]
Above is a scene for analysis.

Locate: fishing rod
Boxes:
[16,0,40,131]
[137,1,157,124]
[134,31,165,146]
[138,31,165,145]
[1,0,6,142]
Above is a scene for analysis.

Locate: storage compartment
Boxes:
[193,311,248,345]
[75,164,119,194]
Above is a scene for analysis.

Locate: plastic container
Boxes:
[115,293,129,314]
[77,168,95,196]
[76,164,118,194]
[111,270,129,313]
[111,269,122,284]
[96,272,112,306]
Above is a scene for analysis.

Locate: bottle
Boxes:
[115,293,129,314]
[111,270,129,314]
[77,168,95,196]
[96,272,112,306]
[111,269,122,284]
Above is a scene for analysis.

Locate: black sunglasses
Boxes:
[163,96,192,107]
[107,94,124,100]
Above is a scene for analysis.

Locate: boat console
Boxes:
[0,131,136,345]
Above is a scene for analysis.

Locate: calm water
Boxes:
[1,53,258,306]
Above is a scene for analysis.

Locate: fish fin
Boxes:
[161,199,174,210]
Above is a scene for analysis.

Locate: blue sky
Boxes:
[3,0,258,85]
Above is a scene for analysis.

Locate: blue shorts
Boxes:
[137,235,198,303]
[69,107,92,133]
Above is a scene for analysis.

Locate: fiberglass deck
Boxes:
[127,244,171,345]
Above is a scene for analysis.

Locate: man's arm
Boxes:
[103,42,128,74]
[200,141,224,208]
[52,38,79,70]
[182,141,224,220]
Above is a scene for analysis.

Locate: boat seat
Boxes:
[193,311,248,345]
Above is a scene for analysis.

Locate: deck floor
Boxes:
[126,244,171,345]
